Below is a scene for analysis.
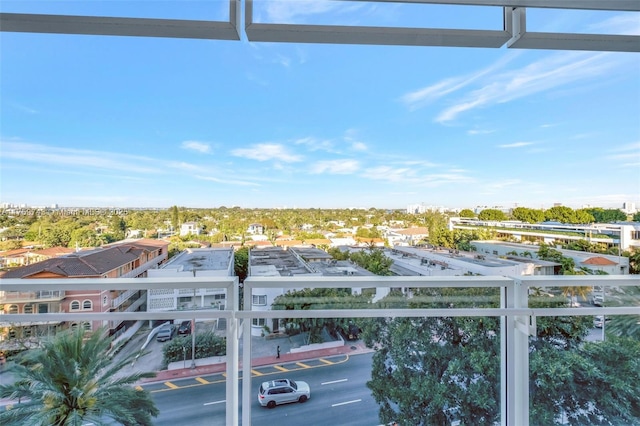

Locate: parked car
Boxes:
[338,323,361,341]
[258,378,310,408]
[594,315,611,328]
[591,295,604,306]
[156,324,175,342]
[178,320,192,335]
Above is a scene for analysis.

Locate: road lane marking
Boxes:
[164,381,179,389]
[251,369,264,376]
[321,378,348,385]
[295,362,311,368]
[273,365,289,372]
[204,400,226,406]
[319,358,333,365]
[332,399,361,407]
[195,377,210,384]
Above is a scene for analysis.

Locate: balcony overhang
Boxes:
[0,0,638,52]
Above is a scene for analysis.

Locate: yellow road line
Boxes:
[319,358,333,365]
[251,369,264,376]
[296,362,311,369]
[164,381,179,389]
[273,365,289,372]
[195,377,210,384]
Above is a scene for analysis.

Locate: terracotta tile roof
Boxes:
[1,256,100,278]
[581,256,617,266]
[395,227,429,235]
[1,239,168,279]
[0,248,29,257]
[275,240,304,247]
[304,239,332,246]
[34,246,75,257]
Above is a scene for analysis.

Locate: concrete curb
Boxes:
[139,342,372,384]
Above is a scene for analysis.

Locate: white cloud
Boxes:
[0,142,163,174]
[168,161,204,172]
[589,13,640,35]
[400,54,518,111]
[231,143,303,163]
[361,166,414,183]
[262,0,364,24]
[311,159,359,174]
[498,142,534,148]
[181,140,211,154]
[195,175,261,186]
[295,137,336,152]
[351,141,367,151]
[467,129,495,135]
[434,51,625,123]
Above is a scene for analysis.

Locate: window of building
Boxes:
[83,322,91,331]
[8,305,18,314]
[38,304,48,314]
[70,300,80,311]
[103,295,108,306]
[252,295,267,306]
[252,318,266,327]
[214,294,226,300]
[82,300,92,310]
[24,304,34,314]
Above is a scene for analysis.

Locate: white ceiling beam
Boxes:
[510,32,640,52]
[245,23,510,47]
[0,12,240,40]
[348,0,640,12]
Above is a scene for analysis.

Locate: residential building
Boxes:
[450,217,640,251]
[473,240,629,275]
[146,247,234,328]
[248,246,373,336]
[180,221,202,236]
[0,246,75,269]
[0,239,168,345]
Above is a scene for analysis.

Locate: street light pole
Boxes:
[190,317,196,369]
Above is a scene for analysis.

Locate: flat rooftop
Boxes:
[163,248,232,272]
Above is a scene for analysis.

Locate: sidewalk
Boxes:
[139,338,371,384]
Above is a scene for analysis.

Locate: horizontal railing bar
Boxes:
[0,277,237,291]
[2,306,636,323]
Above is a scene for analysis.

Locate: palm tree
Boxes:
[0,326,159,426]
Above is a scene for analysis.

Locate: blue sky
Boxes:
[1,2,639,211]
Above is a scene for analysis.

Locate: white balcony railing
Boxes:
[0,275,638,426]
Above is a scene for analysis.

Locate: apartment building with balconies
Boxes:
[146,247,234,328]
[0,239,168,345]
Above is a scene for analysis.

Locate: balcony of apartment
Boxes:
[0,290,65,304]
[119,255,167,279]
[0,275,638,426]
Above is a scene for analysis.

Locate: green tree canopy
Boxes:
[584,208,627,223]
[349,247,393,275]
[512,207,545,223]
[364,289,634,425]
[0,327,158,426]
[478,209,507,221]
[458,209,475,218]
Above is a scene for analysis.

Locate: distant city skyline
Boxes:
[0,201,636,215]
[1,3,639,210]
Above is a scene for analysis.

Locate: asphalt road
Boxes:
[147,352,380,426]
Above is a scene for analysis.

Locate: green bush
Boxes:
[162,332,226,365]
